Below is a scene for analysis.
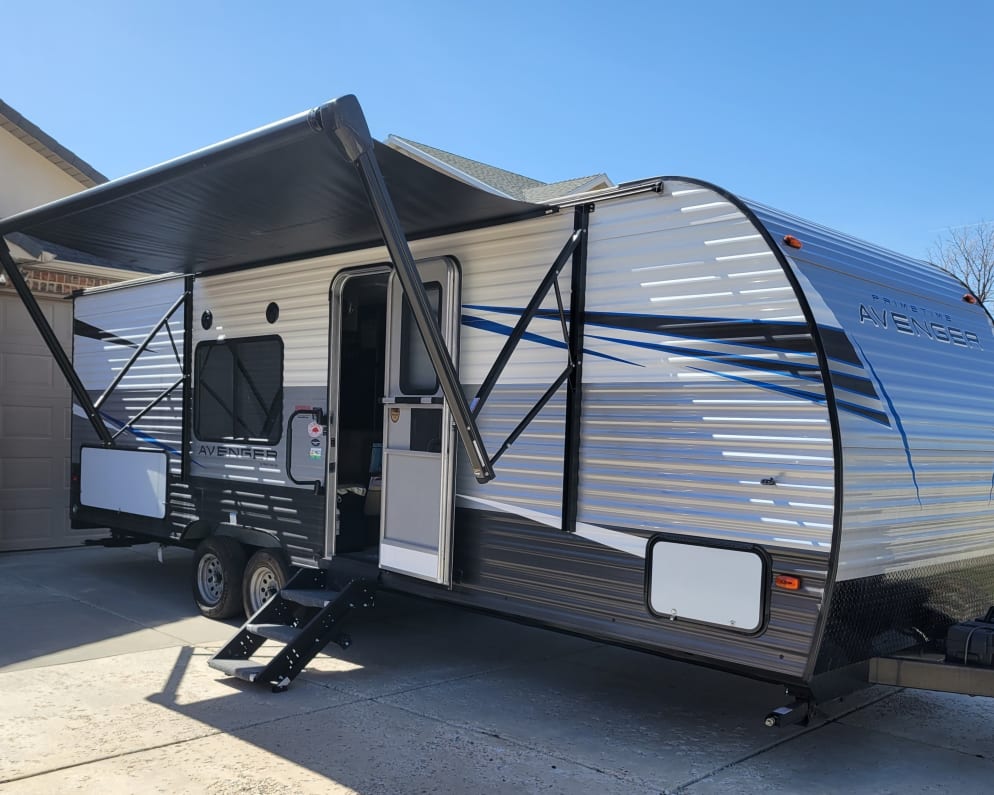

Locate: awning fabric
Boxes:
[0,101,547,275]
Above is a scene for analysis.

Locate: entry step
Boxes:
[281,588,340,608]
[207,658,266,682]
[246,623,303,644]
[208,571,375,692]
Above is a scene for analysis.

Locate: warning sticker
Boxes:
[307,422,322,438]
[309,448,322,459]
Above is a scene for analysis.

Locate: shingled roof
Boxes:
[386,135,612,203]
[0,99,107,188]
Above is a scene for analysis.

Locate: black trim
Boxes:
[388,396,444,404]
[213,524,284,550]
[562,204,591,532]
[657,177,847,683]
[644,533,772,636]
[819,327,865,365]
[72,319,141,349]
[181,275,194,481]
[828,370,878,398]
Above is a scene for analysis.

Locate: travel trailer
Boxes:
[3,95,994,716]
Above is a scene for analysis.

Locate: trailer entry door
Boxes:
[379,257,459,584]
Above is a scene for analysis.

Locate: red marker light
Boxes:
[963,294,979,304]
[783,235,803,250]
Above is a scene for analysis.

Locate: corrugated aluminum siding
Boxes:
[751,201,994,580]
[73,276,193,531]
[578,184,836,554]
[193,211,578,521]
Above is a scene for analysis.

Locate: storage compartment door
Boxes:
[80,447,168,518]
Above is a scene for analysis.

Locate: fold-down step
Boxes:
[208,569,375,692]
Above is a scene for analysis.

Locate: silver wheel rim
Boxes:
[196,552,224,605]
[248,564,280,613]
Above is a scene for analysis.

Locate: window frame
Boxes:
[194,334,285,445]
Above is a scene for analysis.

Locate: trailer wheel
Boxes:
[242,549,290,617]
[192,536,246,619]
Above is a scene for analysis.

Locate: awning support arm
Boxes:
[95,291,188,409]
[321,95,495,483]
[0,239,113,446]
[469,229,582,417]
[489,366,572,467]
[110,376,185,440]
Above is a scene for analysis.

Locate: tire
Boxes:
[242,548,290,618]
[192,536,247,619]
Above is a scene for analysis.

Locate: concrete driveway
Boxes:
[1,545,992,794]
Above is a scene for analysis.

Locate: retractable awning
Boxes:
[0,99,546,274]
[0,95,550,481]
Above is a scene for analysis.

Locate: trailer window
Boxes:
[400,282,442,395]
[195,336,283,443]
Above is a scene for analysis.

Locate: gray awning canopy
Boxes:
[0,102,547,275]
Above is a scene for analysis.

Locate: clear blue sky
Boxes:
[4,1,992,259]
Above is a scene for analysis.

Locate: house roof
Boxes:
[387,135,613,203]
[0,99,107,188]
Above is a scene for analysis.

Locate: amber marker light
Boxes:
[774,574,801,591]
[963,293,979,304]
[783,235,803,249]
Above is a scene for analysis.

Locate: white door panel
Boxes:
[380,257,459,585]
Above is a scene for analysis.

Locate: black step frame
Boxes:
[209,568,375,691]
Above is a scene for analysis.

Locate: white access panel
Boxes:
[648,541,765,632]
[379,449,444,581]
[80,447,168,518]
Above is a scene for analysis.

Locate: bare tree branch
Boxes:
[928,221,994,304]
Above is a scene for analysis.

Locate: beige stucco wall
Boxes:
[0,125,88,217]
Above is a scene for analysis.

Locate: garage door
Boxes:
[0,291,89,550]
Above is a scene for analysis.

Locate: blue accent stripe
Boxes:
[98,410,185,459]
[464,305,809,329]
[586,331,821,374]
[465,305,892,428]
[687,367,830,405]
[461,315,642,367]
[692,367,890,427]
[463,305,815,356]
[850,339,922,507]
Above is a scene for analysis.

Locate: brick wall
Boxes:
[1,265,118,297]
